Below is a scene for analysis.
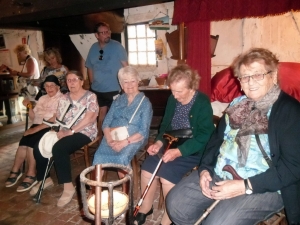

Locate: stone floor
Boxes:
[0,122,164,225]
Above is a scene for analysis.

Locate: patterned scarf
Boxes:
[226,85,280,167]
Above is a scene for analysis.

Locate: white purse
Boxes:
[110,96,145,141]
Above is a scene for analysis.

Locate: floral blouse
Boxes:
[56,91,99,140]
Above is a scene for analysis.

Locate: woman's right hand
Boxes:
[22,99,31,107]
[147,141,163,156]
[199,170,214,199]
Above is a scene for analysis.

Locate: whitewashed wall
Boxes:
[0,29,44,70]
[211,12,300,76]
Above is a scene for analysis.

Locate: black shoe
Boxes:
[134,207,153,225]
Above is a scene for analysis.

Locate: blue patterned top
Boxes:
[214,95,272,180]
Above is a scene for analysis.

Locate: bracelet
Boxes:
[71,129,75,134]
[26,103,32,109]
[127,138,130,144]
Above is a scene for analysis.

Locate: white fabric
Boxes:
[38,131,59,158]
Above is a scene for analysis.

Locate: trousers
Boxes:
[166,170,283,225]
[34,132,91,184]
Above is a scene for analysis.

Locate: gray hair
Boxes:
[118,66,141,83]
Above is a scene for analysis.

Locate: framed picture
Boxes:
[0,35,6,49]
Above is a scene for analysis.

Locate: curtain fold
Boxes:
[173,0,300,23]
[186,21,210,95]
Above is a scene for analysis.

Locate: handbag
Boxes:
[110,96,145,141]
[38,131,59,158]
[163,128,193,148]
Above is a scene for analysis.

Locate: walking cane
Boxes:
[133,133,178,217]
[22,106,30,173]
[194,165,243,225]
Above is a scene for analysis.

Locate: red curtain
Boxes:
[172,0,300,98]
[173,0,300,23]
[186,21,211,95]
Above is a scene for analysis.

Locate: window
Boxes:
[126,24,156,66]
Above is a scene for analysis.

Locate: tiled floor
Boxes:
[0,122,164,225]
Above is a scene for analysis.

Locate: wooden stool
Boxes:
[80,164,134,225]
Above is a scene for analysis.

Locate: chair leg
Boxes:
[131,155,139,199]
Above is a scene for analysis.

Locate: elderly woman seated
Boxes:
[93,66,152,174]
[33,71,99,207]
[134,64,215,225]
[5,75,62,192]
[166,48,300,225]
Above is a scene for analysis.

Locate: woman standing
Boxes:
[135,64,215,225]
[1,44,40,100]
[32,71,98,207]
[35,47,69,100]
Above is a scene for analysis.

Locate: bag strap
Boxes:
[128,95,145,124]
[255,134,273,167]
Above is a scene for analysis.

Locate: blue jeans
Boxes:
[166,170,283,225]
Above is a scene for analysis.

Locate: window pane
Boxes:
[138,52,147,65]
[147,27,155,37]
[136,25,146,38]
[148,52,156,65]
[127,26,136,38]
[129,52,137,65]
[128,39,137,51]
[147,38,155,51]
[137,39,147,51]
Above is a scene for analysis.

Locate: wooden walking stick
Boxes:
[194,165,243,225]
[133,133,178,217]
[95,164,102,225]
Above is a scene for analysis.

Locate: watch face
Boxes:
[246,189,253,194]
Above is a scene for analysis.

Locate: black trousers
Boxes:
[33,132,91,184]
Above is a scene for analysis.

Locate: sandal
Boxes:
[16,175,38,192]
[134,207,153,225]
[5,170,23,187]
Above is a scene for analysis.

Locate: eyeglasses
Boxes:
[44,84,57,89]
[67,77,82,83]
[98,30,111,35]
[238,71,272,83]
[99,50,104,60]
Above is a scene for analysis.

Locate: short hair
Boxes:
[14,44,31,55]
[232,48,279,78]
[43,47,63,66]
[118,66,141,83]
[167,64,200,90]
[93,22,110,33]
[66,70,84,81]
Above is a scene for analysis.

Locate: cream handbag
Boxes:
[110,96,145,141]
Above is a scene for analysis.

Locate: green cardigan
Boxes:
[156,91,215,157]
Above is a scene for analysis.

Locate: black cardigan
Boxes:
[198,91,300,224]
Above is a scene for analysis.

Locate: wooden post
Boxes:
[95,165,102,225]
[178,22,186,65]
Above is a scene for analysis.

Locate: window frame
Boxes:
[125,22,157,68]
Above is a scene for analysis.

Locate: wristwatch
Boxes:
[244,179,253,195]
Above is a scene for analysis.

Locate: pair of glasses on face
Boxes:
[44,84,57,89]
[98,30,111,35]
[67,77,81,83]
[99,50,104,60]
[238,71,272,83]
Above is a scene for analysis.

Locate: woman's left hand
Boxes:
[210,180,245,200]
[111,140,127,152]
[162,148,182,163]
[57,130,72,139]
